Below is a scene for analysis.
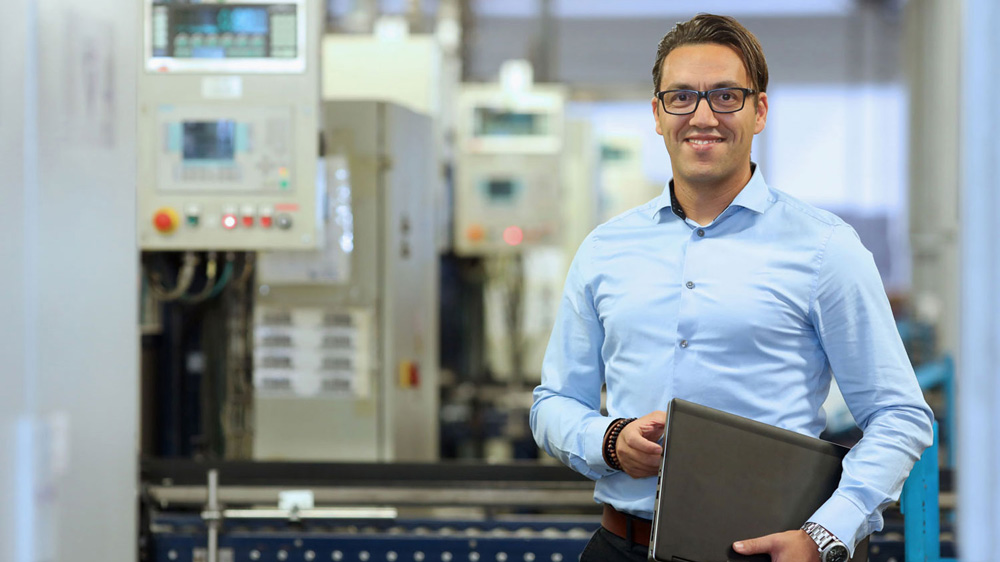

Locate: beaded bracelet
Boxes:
[603,417,637,471]
[602,418,625,469]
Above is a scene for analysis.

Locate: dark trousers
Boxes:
[580,527,649,562]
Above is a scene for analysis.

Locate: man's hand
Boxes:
[733,530,821,562]
[615,411,666,478]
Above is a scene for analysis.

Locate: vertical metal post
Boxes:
[941,356,956,469]
[205,469,221,562]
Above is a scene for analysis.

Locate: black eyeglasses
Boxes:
[656,87,757,115]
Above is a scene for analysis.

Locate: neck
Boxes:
[673,164,754,225]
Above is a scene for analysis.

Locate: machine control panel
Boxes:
[146,0,306,73]
[155,106,294,193]
[139,104,317,249]
[139,0,320,250]
[148,202,296,236]
[454,85,565,255]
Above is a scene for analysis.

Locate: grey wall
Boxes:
[0,0,138,559]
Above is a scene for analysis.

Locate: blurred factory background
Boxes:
[2,0,999,560]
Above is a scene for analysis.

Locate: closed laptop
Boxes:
[649,398,868,562]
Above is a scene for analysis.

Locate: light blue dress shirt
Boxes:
[530,165,934,553]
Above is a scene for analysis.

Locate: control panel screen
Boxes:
[151,2,298,60]
[486,179,516,200]
[156,107,293,193]
[474,108,550,137]
[183,121,236,161]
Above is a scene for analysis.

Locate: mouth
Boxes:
[684,137,725,152]
[685,138,724,145]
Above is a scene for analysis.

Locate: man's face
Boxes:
[652,43,768,189]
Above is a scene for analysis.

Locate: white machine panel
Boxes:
[454,85,565,255]
[138,0,321,250]
[253,102,439,462]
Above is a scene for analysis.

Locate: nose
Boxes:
[689,95,719,128]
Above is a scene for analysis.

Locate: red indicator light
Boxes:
[260,216,273,228]
[222,214,237,230]
[503,225,524,246]
[242,216,254,227]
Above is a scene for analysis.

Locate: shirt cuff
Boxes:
[584,416,616,475]
[808,492,869,557]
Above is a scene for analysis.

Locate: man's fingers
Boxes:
[624,452,661,470]
[622,428,663,454]
[733,534,774,555]
[620,453,661,477]
[615,412,669,479]
[636,420,665,441]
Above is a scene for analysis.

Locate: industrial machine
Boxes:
[138,0,322,250]
[252,101,440,462]
[453,83,566,255]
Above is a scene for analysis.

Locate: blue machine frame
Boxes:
[901,422,957,562]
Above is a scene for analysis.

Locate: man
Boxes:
[530,13,933,562]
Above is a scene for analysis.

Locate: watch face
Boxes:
[825,545,850,562]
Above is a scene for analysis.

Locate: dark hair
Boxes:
[652,14,768,94]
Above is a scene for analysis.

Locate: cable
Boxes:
[180,252,219,303]
[146,252,200,301]
[206,253,237,300]
[235,252,256,287]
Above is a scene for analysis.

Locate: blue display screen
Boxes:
[172,6,269,35]
[151,2,297,59]
[230,8,269,34]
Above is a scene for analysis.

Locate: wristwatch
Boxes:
[801,522,850,562]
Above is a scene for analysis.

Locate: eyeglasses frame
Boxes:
[655,87,759,115]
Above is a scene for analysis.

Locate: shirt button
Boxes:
[697,229,705,237]
[680,340,689,348]
[685,281,695,289]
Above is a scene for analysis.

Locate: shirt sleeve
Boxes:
[807,224,935,554]
[530,233,617,480]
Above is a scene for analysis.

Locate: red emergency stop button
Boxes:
[466,224,485,242]
[153,208,179,234]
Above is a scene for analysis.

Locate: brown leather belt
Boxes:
[601,504,653,547]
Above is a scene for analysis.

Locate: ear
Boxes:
[652,97,663,136]
[753,91,768,134]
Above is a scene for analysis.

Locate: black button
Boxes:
[686,281,695,289]
[697,229,705,237]
[680,340,689,348]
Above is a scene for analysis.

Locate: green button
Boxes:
[280,180,289,189]
[187,216,199,226]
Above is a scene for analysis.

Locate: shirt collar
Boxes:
[651,163,773,221]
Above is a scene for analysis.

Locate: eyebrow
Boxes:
[662,80,746,91]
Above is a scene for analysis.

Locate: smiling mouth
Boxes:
[686,139,724,145]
